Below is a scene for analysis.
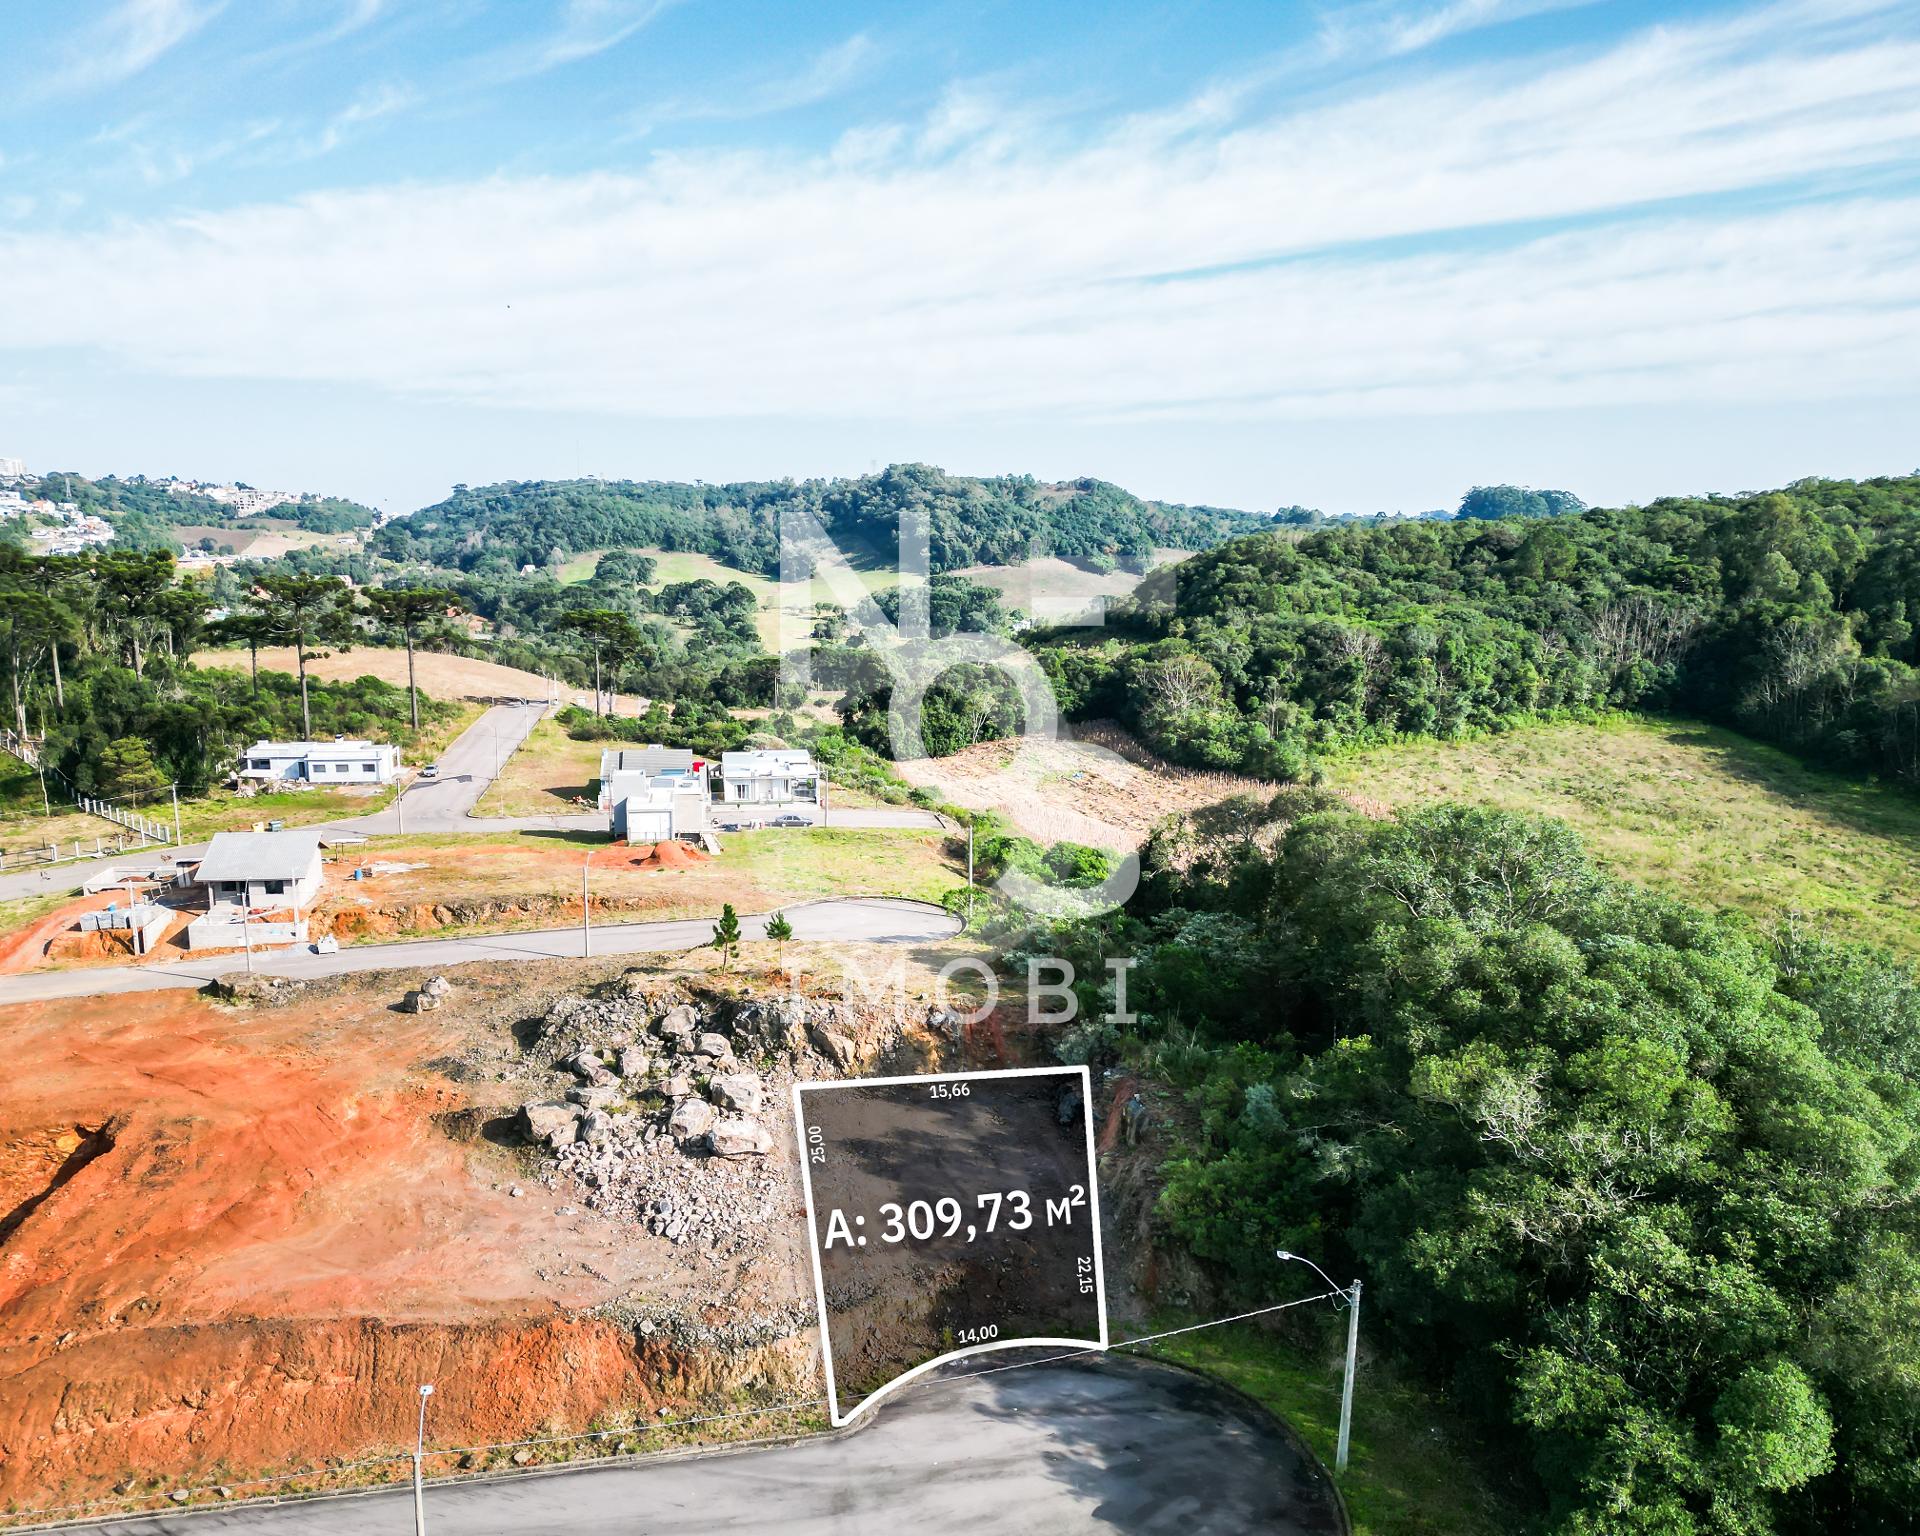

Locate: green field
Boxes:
[563,545,903,648]
[471,714,607,816]
[1323,715,1920,959]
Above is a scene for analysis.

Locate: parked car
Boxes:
[771,813,813,828]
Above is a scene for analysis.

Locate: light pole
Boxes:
[582,844,598,958]
[413,1383,434,1536]
[1277,1250,1362,1473]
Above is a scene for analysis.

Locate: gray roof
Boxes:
[195,829,325,883]
[600,747,696,777]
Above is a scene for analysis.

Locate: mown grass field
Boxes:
[470,713,607,817]
[1323,715,1920,959]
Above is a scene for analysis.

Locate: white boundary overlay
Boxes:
[791,1063,1111,1427]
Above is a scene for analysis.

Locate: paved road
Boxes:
[0,703,553,906]
[351,700,548,834]
[0,898,961,1005]
[52,1355,1342,1535]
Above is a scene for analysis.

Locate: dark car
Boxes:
[771,813,813,828]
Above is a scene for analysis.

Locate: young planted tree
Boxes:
[710,902,743,972]
[255,574,349,741]
[364,586,462,731]
[764,909,794,968]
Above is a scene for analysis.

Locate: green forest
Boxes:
[370,461,1269,578]
[1027,796,1920,1536]
[0,549,451,803]
[1031,475,1920,789]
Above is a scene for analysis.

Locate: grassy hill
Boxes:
[1322,714,1920,958]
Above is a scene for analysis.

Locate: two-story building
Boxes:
[711,749,826,823]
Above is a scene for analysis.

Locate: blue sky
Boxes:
[1,0,1917,513]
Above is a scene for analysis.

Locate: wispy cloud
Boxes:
[532,0,676,72]
[1317,0,1597,60]
[2,0,1917,422]
[40,0,226,95]
[630,33,879,132]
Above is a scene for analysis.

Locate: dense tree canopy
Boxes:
[1039,798,1920,1535]
[1034,475,1920,788]
[373,463,1268,579]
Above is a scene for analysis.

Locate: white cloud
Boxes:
[2,0,1917,422]
[530,0,676,72]
[41,0,225,95]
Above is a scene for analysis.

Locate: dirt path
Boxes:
[190,647,644,714]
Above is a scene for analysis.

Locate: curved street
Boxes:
[52,1355,1343,1536]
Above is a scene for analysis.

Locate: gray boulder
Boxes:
[423,974,452,998]
[656,1003,698,1041]
[517,1101,581,1150]
[566,1083,621,1109]
[577,1109,612,1146]
[615,1045,650,1080]
[402,988,441,1013]
[668,1098,717,1144]
[708,1072,763,1116]
[561,1049,611,1085]
[706,1116,773,1158]
[664,1072,694,1099]
[809,1025,857,1070]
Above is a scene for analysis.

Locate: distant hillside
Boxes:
[1028,472,1920,787]
[27,472,377,549]
[373,462,1270,578]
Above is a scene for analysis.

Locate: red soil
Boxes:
[0,985,682,1506]
[0,890,116,975]
[626,840,710,871]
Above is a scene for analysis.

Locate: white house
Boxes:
[713,750,825,813]
[192,829,326,911]
[607,772,710,841]
[595,746,707,811]
[239,739,401,785]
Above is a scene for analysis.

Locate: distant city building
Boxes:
[239,739,401,784]
[0,456,25,478]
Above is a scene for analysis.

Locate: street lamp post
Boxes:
[1276,1250,1363,1472]
[413,1383,434,1536]
[581,845,596,958]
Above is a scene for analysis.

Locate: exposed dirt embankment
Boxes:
[6,1315,816,1506]
[324,891,664,940]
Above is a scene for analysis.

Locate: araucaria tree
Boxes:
[364,586,461,730]
[254,574,350,741]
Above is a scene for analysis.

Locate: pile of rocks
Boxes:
[512,990,811,1254]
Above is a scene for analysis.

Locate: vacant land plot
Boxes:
[314,825,956,941]
[567,547,903,650]
[471,714,606,816]
[1325,716,1920,960]
[895,721,1278,852]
